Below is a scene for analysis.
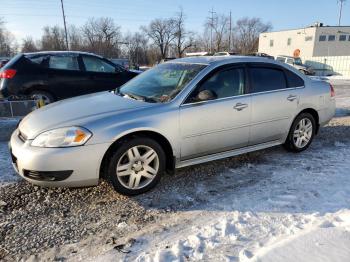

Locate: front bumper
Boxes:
[9,129,111,187]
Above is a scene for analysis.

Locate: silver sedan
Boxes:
[9,56,336,195]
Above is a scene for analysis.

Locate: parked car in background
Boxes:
[213,52,231,56]
[0,58,10,68]
[247,52,274,59]
[0,51,139,104]
[9,56,335,195]
[110,58,129,70]
[276,55,315,75]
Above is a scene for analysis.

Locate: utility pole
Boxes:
[228,10,232,52]
[208,8,216,53]
[338,0,346,26]
[60,0,69,50]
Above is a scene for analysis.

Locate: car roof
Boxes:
[168,55,284,66]
[23,51,103,58]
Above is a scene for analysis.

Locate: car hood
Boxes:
[19,91,153,139]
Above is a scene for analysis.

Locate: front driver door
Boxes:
[81,55,126,92]
[179,66,252,160]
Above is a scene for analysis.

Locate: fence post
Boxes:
[9,101,14,118]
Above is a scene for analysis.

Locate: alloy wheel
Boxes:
[293,118,313,148]
[116,145,159,190]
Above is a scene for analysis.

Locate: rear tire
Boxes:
[284,113,316,152]
[30,90,54,105]
[106,137,165,195]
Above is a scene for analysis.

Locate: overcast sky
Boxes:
[1,0,350,42]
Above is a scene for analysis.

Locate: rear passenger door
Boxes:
[47,54,87,99]
[248,64,304,145]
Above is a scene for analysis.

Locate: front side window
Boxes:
[249,67,287,93]
[82,56,116,73]
[119,63,206,103]
[49,55,79,71]
[319,35,326,41]
[186,67,245,103]
[328,35,336,41]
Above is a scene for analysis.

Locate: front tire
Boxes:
[106,137,165,195]
[284,113,316,152]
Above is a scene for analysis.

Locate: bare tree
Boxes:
[0,18,17,56]
[124,32,150,65]
[205,13,230,52]
[21,37,38,52]
[142,18,176,60]
[233,17,272,54]
[82,17,122,57]
[40,25,66,51]
[68,25,83,51]
[173,8,194,57]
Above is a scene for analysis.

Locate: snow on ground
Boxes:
[0,142,19,186]
[91,135,350,262]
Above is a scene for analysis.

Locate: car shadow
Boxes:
[131,123,350,216]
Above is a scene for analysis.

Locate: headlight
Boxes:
[31,126,92,148]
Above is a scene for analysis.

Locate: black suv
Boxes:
[0,51,139,104]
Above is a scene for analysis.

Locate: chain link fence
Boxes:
[302,56,350,77]
[0,100,37,118]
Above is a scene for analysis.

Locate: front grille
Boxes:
[23,170,73,181]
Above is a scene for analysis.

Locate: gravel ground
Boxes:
[0,85,349,261]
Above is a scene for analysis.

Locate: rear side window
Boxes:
[249,67,287,93]
[26,55,49,66]
[284,69,304,87]
[49,55,79,71]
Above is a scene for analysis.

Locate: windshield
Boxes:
[294,58,303,65]
[118,63,206,103]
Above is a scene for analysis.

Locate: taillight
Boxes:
[0,69,16,79]
[330,83,335,97]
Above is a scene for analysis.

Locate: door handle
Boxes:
[287,95,297,101]
[234,103,248,111]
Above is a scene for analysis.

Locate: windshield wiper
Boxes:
[121,92,157,103]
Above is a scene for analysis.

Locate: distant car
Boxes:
[0,58,10,68]
[276,56,315,75]
[0,51,139,104]
[213,52,231,56]
[10,56,335,195]
[110,58,129,70]
[247,52,274,59]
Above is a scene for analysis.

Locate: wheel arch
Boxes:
[294,108,320,134]
[99,130,175,179]
[24,85,56,100]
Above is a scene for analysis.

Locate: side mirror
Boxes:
[197,90,217,101]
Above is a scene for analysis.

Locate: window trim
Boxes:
[181,63,248,106]
[328,35,336,41]
[339,35,347,41]
[246,63,304,95]
[319,35,327,42]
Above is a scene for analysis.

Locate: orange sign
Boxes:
[293,49,301,57]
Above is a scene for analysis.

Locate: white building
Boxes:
[258,23,350,58]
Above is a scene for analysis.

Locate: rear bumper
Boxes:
[9,129,111,187]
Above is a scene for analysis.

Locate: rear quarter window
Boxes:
[284,69,304,87]
[249,67,287,93]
